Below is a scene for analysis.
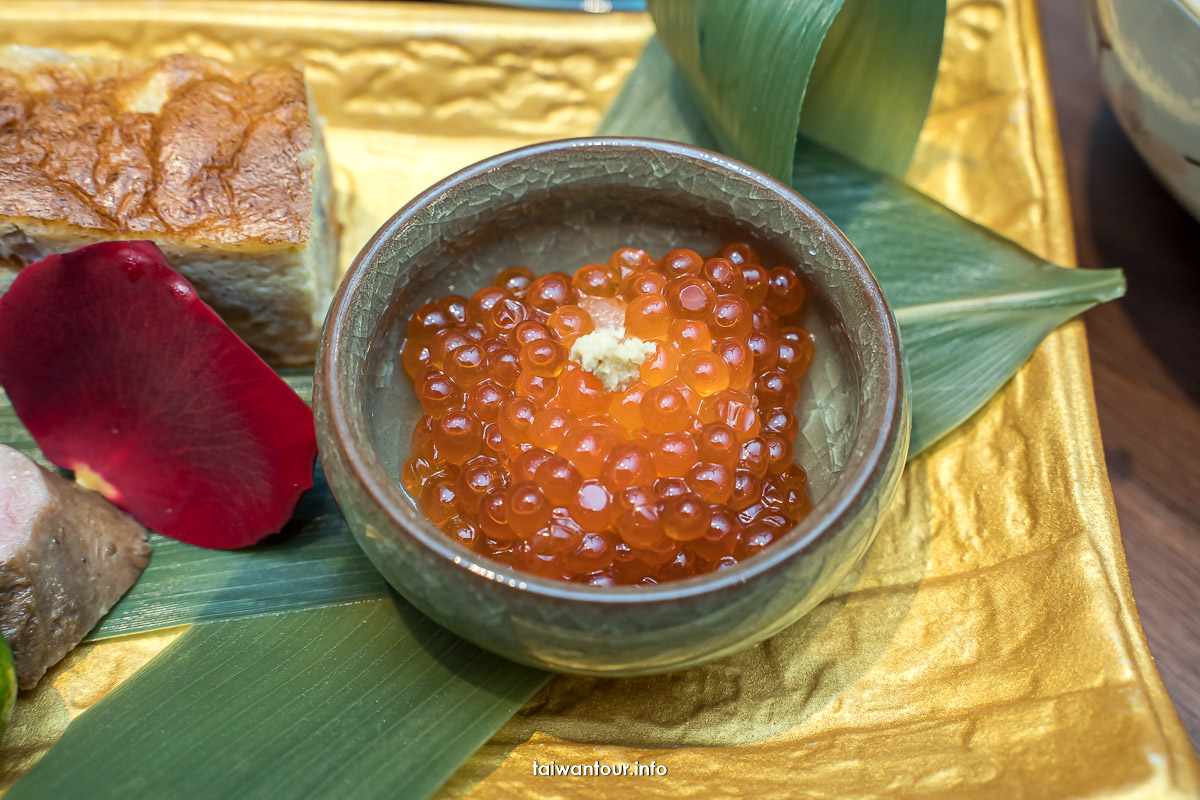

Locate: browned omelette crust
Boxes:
[0,53,313,246]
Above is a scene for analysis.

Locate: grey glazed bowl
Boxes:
[314,137,909,676]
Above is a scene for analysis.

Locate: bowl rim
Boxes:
[1172,0,1200,24]
[317,136,906,606]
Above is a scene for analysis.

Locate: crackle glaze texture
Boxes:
[317,138,908,675]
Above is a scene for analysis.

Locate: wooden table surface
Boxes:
[1037,0,1200,751]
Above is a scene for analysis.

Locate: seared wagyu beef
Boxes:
[0,445,150,689]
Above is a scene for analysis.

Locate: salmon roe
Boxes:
[400,243,814,586]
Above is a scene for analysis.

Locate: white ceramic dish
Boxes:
[1084,0,1200,220]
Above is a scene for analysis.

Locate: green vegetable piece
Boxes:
[0,633,16,736]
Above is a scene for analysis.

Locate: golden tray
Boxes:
[1,1,1198,798]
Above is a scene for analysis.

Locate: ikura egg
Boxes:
[398,242,815,585]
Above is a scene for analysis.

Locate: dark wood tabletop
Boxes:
[1037,0,1200,751]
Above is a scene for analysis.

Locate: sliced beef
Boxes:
[0,444,150,689]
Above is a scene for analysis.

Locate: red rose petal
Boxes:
[0,242,317,548]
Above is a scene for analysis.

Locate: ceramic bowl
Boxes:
[314,137,909,676]
[1085,0,1200,220]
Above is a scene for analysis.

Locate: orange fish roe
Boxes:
[400,243,814,586]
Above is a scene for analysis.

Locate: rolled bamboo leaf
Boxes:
[647,0,945,179]
[598,37,1125,455]
[6,600,549,800]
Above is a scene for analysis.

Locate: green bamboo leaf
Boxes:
[6,601,549,800]
[647,0,945,179]
[87,471,388,641]
[599,38,1125,456]
[5,376,548,799]
[0,388,44,464]
[790,147,1125,454]
[87,373,386,638]
[0,374,388,641]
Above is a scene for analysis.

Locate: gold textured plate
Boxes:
[0,2,1197,798]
